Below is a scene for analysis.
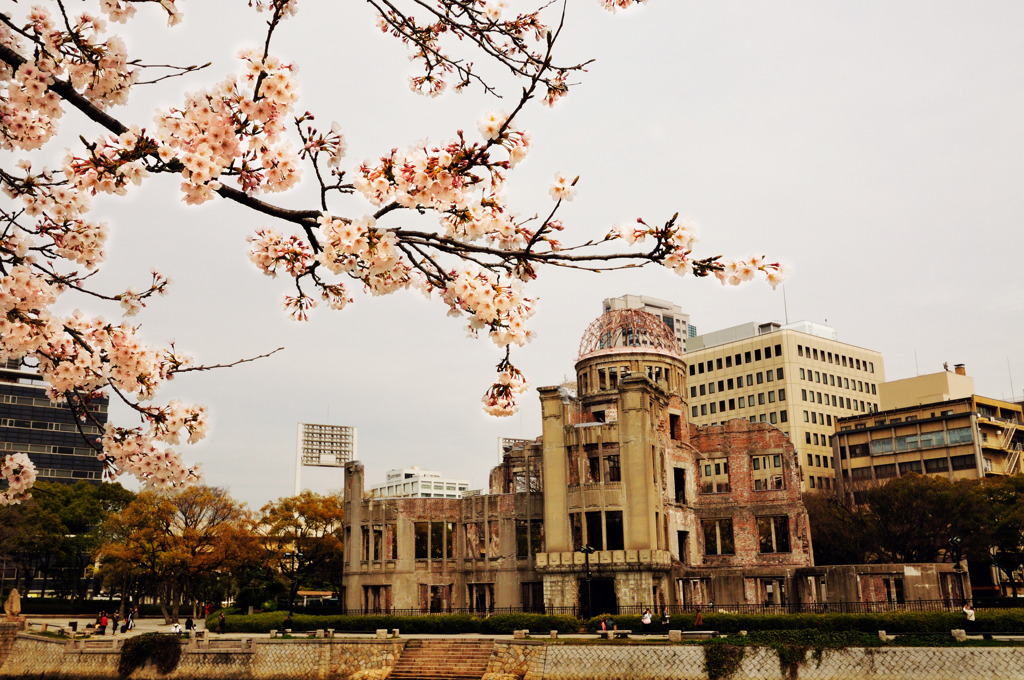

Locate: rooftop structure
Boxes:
[294,422,356,494]
[369,466,471,499]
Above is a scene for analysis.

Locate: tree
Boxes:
[0,0,786,503]
[982,476,1024,597]
[805,474,992,566]
[254,490,345,611]
[99,485,245,622]
[0,481,134,598]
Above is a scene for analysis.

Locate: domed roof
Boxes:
[577,309,682,361]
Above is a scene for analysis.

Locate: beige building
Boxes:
[685,322,884,492]
[834,368,1024,491]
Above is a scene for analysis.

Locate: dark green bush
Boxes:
[480,613,580,634]
[118,633,182,678]
[20,599,163,617]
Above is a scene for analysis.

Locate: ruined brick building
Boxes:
[341,310,967,614]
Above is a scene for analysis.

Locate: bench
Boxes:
[602,630,632,639]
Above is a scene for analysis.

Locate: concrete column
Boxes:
[539,386,569,552]
[620,377,656,551]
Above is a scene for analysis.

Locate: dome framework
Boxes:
[577,309,682,361]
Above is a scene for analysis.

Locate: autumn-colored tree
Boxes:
[255,490,344,611]
[99,485,245,622]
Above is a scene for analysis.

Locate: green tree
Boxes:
[983,476,1024,597]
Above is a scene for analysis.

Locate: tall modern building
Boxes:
[602,295,695,351]
[0,359,108,483]
[684,321,885,492]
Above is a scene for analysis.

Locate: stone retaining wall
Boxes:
[5,634,1024,680]
[0,623,19,671]
[0,634,403,680]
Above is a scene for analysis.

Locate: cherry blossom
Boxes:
[0,0,785,502]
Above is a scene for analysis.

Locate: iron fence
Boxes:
[287,599,997,617]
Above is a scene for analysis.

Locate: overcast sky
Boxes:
[26,1,1024,507]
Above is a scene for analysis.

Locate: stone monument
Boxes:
[3,588,26,630]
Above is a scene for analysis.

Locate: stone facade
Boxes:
[340,311,964,615]
[482,640,546,680]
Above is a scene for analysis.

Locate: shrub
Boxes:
[480,614,580,634]
[118,633,182,678]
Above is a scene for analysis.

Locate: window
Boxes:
[899,461,922,475]
[798,345,804,357]
[708,382,716,394]
[516,520,530,558]
[768,391,776,403]
[726,356,733,368]
[692,405,699,418]
[702,518,735,555]
[570,513,583,551]
[690,386,697,398]
[745,351,752,363]
[738,396,746,408]
[757,516,791,553]
[707,360,713,372]
[609,367,618,385]
[924,457,949,473]
[765,346,772,358]
[809,476,815,488]
[752,455,784,490]
[755,349,762,361]
[727,378,734,390]
[701,404,707,416]
[718,380,725,392]
[700,384,706,396]
[670,413,682,440]
[947,427,973,445]
[769,412,777,425]
[728,398,735,411]
[869,362,875,373]
[872,384,877,395]
[805,433,812,444]
[677,530,689,562]
[710,402,717,414]
[813,349,819,360]
[815,455,821,467]
[803,411,809,422]
[756,372,764,384]
[605,511,624,550]
[415,522,430,559]
[585,511,603,550]
[775,344,781,356]
[802,389,808,401]
[735,353,742,366]
[766,370,774,383]
[813,433,820,445]
[716,358,723,370]
[700,458,731,494]
[875,463,897,479]
[777,368,784,379]
[689,364,696,376]
[606,454,621,482]
[780,410,788,423]
[674,468,686,503]
[815,371,821,383]
[827,352,833,363]
[950,454,975,471]
[778,389,786,401]
[599,368,607,389]
[698,363,704,375]
[746,374,754,386]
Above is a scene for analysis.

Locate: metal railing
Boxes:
[286,599,996,618]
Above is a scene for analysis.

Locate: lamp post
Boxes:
[948,536,965,604]
[577,545,596,619]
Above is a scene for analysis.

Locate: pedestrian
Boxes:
[217,612,226,635]
[185,616,194,632]
[694,610,703,630]
[172,622,181,634]
[660,607,670,631]
[94,612,102,634]
[283,614,293,631]
[126,608,135,630]
[111,612,119,635]
[963,603,975,623]
[100,612,109,636]
[606,616,615,632]
[642,608,652,635]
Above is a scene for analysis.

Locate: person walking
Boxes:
[641,608,652,635]
[694,609,704,630]
[185,616,194,632]
[126,608,135,630]
[217,612,226,635]
[99,612,108,636]
[660,607,670,632]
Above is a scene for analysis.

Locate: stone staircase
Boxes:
[390,638,494,680]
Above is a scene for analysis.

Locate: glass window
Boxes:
[780,410,788,423]
[768,391,776,403]
[702,518,735,555]
[769,412,777,424]
[757,516,791,553]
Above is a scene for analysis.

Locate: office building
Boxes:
[684,321,885,492]
[602,295,695,351]
[369,466,471,499]
[0,358,108,483]
[834,366,1023,490]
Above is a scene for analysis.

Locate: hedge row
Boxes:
[206,611,580,635]
[209,609,1024,635]
[19,599,165,617]
[585,611,1024,634]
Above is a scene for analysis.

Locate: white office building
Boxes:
[369,466,471,499]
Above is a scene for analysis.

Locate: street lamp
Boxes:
[577,545,596,619]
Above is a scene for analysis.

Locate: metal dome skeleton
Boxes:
[577,309,682,361]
